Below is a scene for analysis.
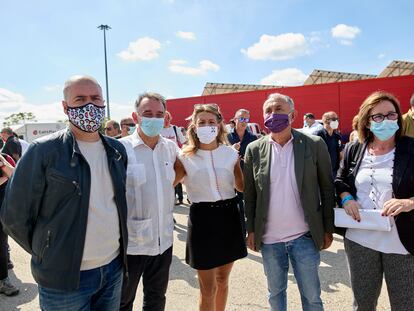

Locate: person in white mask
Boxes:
[175,103,247,311]
[315,111,344,178]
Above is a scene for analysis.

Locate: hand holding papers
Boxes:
[334,208,392,231]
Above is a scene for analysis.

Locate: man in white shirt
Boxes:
[119,92,179,311]
[302,112,323,135]
[160,111,186,205]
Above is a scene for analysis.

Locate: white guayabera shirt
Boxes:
[120,131,179,256]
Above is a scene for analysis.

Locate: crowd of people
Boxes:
[0,74,413,311]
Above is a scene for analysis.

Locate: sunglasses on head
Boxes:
[122,123,135,127]
[327,117,339,122]
[238,117,250,123]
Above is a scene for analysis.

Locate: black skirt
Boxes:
[186,196,248,270]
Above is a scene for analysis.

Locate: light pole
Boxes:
[97,24,111,119]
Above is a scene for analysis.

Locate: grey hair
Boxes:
[264,93,295,110]
[234,109,250,117]
[135,92,166,111]
[63,75,102,101]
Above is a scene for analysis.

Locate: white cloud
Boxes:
[331,24,361,45]
[260,68,308,86]
[378,53,386,59]
[241,33,308,61]
[175,31,196,40]
[168,59,220,75]
[0,88,25,104]
[117,37,161,61]
[44,85,61,92]
[0,88,67,124]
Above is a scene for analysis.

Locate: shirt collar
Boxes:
[130,130,167,149]
[268,134,293,147]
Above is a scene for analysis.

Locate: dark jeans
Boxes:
[175,183,183,201]
[120,247,173,311]
[0,221,8,280]
[236,191,246,238]
[38,256,123,311]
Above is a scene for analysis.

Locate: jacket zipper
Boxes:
[40,230,51,263]
[73,181,82,196]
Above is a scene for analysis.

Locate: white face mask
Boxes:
[330,120,339,130]
[196,126,218,144]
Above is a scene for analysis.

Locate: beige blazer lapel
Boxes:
[292,130,305,193]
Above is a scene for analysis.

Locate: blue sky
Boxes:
[1,0,413,124]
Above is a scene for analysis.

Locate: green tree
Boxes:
[3,112,37,127]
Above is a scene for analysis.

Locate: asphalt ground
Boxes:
[1,203,391,310]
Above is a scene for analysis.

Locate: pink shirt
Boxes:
[262,136,309,244]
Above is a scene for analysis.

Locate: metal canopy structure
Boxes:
[202,82,281,95]
[303,69,375,85]
[378,60,414,77]
[202,60,414,95]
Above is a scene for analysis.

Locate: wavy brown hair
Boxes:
[357,91,403,143]
[182,104,228,156]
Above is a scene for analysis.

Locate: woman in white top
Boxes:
[175,103,247,311]
[335,91,414,310]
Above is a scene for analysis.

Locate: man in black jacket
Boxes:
[0,75,129,311]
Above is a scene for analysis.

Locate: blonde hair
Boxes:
[182,104,228,156]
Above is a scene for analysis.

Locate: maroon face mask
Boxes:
[264,113,290,133]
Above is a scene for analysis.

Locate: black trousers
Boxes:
[120,247,173,311]
[175,183,183,201]
[0,220,8,280]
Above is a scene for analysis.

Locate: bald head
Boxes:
[63,75,102,101]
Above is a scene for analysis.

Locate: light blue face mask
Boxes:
[127,125,136,135]
[140,117,164,137]
[370,119,399,141]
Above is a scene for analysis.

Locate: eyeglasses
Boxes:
[370,112,399,123]
[238,117,250,123]
[327,117,339,122]
[104,127,113,131]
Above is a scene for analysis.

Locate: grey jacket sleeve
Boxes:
[243,144,257,233]
[0,143,46,253]
[316,138,335,233]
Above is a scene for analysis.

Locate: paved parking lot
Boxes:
[1,204,391,310]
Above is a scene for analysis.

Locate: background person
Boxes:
[401,93,414,138]
[244,93,335,311]
[227,108,257,236]
[0,153,18,296]
[175,103,247,311]
[104,120,122,138]
[348,115,359,143]
[1,127,22,162]
[302,112,323,135]
[120,117,136,138]
[335,91,414,311]
[315,111,344,177]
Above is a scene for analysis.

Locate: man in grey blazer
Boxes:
[244,93,335,311]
